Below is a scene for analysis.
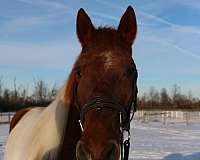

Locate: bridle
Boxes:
[75,70,138,160]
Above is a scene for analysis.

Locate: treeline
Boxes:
[138,84,200,111]
[0,78,200,112]
[0,78,57,112]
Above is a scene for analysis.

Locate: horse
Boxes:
[5,6,138,160]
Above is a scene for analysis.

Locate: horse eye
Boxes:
[127,67,134,76]
[75,69,82,79]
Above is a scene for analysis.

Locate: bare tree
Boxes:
[141,92,147,108]
[47,83,57,101]
[160,88,170,107]
[32,80,48,102]
[187,90,193,107]
[13,77,18,101]
[3,89,10,102]
[149,87,160,107]
[171,84,181,106]
[0,76,3,98]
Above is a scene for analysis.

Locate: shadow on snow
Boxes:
[163,152,200,160]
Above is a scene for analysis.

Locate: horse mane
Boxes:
[40,66,81,160]
[95,26,117,38]
[89,26,119,46]
[56,69,77,106]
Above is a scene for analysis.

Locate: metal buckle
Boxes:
[79,120,84,131]
[123,129,130,142]
[123,130,130,160]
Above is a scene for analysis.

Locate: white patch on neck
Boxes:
[5,86,70,160]
[27,100,69,160]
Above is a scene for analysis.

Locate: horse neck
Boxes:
[56,104,81,160]
[54,86,82,160]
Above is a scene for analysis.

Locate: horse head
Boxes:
[68,6,138,160]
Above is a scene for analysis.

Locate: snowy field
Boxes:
[1,117,200,160]
[130,121,200,160]
[0,124,8,159]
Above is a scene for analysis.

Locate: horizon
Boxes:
[0,0,200,97]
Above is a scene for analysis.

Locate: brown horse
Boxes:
[6,6,138,160]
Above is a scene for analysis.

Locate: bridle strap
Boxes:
[78,95,137,160]
[73,66,138,160]
[76,85,138,160]
[80,96,127,127]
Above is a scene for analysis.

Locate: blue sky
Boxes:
[0,0,200,97]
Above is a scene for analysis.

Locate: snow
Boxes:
[130,121,200,160]
[1,116,200,160]
[0,124,9,159]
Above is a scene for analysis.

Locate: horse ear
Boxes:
[118,6,137,46]
[76,8,95,47]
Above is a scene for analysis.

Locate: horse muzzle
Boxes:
[76,140,120,160]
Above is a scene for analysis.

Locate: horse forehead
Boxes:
[104,51,113,69]
[102,51,128,70]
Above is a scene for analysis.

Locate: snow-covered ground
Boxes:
[130,120,200,160]
[0,124,9,159]
[1,119,200,160]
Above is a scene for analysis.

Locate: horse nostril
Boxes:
[76,141,91,160]
[103,141,119,160]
